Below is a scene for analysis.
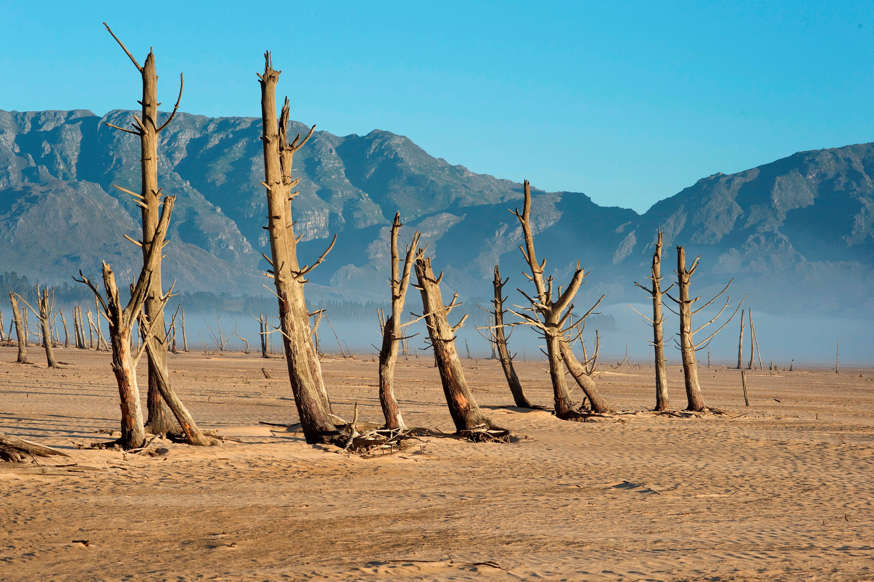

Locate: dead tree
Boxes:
[377,212,421,430]
[736,308,745,369]
[232,327,250,354]
[510,180,609,418]
[485,265,533,408]
[258,313,269,358]
[666,247,742,411]
[77,197,213,448]
[633,229,672,411]
[180,306,189,352]
[0,310,4,343]
[1,434,69,463]
[18,286,58,368]
[21,307,29,347]
[748,309,764,370]
[59,308,69,348]
[9,293,27,363]
[310,310,324,356]
[258,51,338,443]
[73,306,85,349]
[414,251,502,437]
[104,22,184,434]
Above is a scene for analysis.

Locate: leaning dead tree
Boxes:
[666,247,742,411]
[377,213,421,430]
[414,251,505,439]
[633,229,672,411]
[258,52,338,444]
[510,180,610,418]
[77,197,212,449]
[104,22,184,434]
[485,265,534,408]
[0,433,69,463]
[9,293,27,363]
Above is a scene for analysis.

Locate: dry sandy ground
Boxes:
[1,345,873,581]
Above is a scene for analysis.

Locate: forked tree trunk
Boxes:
[558,339,610,413]
[415,253,493,432]
[104,23,182,435]
[491,265,533,408]
[258,52,336,443]
[377,213,420,430]
[9,293,27,363]
[677,247,706,411]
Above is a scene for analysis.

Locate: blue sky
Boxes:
[1,1,872,212]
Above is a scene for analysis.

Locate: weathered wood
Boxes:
[559,336,610,413]
[749,310,764,370]
[737,308,745,369]
[414,252,494,432]
[258,52,337,443]
[490,265,533,408]
[741,370,750,407]
[635,229,670,410]
[258,313,269,358]
[9,293,27,363]
[37,287,58,367]
[180,306,189,352]
[378,212,420,430]
[0,434,69,463]
[104,22,181,435]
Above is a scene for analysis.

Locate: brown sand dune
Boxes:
[1,346,873,580]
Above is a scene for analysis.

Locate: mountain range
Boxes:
[1,108,872,317]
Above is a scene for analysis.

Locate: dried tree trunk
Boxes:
[749,310,764,370]
[22,308,29,347]
[37,287,57,368]
[258,313,268,358]
[676,247,706,411]
[415,253,493,432]
[180,306,189,352]
[736,308,745,369]
[86,311,95,349]
[511,180,604,419]
[634,229,670,410]
[311,310,323,356]
[559,337,610,413]
[258,52,337,443]
[0,310,4,342]
[0,434,69,463]
[73,306,84,349]
[104,22,184,435]
[490,265,533,408]
[59,309,69,348]
[9,293,27,363]
[378,213,420,430]
[747,309,754,369]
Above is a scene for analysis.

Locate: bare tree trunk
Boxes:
[58,309,68,348]
[22,308,29,348]
[73,306,85,349]
[37,287,57,368]
[0,310,4,342]
[676,247,706,411]
[747,309,754,369]
[749,310,764,370]
[180,306,189,352]
[104,22,183,435]
[490,265,533,408]
[736,308,745,369]
[559,337,610,413]
[635,229,670,410]
[378,213,420,430]
[311,310,323,356]
[258,52,337,443]
[86,311,95,349]
[259,313,268,358]
[835,339,839,374]
[9,293,27,363]
[415,253,494,432]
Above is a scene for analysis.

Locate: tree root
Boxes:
[0,434,69,463]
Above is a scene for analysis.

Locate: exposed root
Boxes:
[458,425,511,443]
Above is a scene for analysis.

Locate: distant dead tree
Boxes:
[9,293,28,363]
[633,229,672,411]
[258,51,338,443]
[310,309,324,356]
[748,309,764,370]
[17,286,58,368]
[510,180,609,418]
[414,250,505,439]
[0,310,5,343]
[666,247,742,411]
[482,265,533,408]
[377,212,421,430]
[180,306,189,352]
[257,313,269,358]
[72,306,86,349]
[232,325,250,354]
[58,307,69,348]
[736,308,745,369]
[104,22,184,434]
[77,197,212,449]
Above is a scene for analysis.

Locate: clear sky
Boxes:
[1,1,872,212]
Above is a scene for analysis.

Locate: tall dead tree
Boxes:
[9,293,27,363]
[377,213,421,430]
[414,251,500,436]
[59,307,69,348]
[73,306,85,349]
[486,265,533,408]
[77,197,212,449]
[736,308,745,369]
[667,247,741,411]
[510,180,609,418]
[258,313,269,358]
[104,22,184,434]
[258,52,338,443]
[180,306,189,352]
[633,229,672,411]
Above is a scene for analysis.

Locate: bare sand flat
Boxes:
[1,346,873,580]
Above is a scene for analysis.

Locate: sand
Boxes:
[1,346,873,580]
